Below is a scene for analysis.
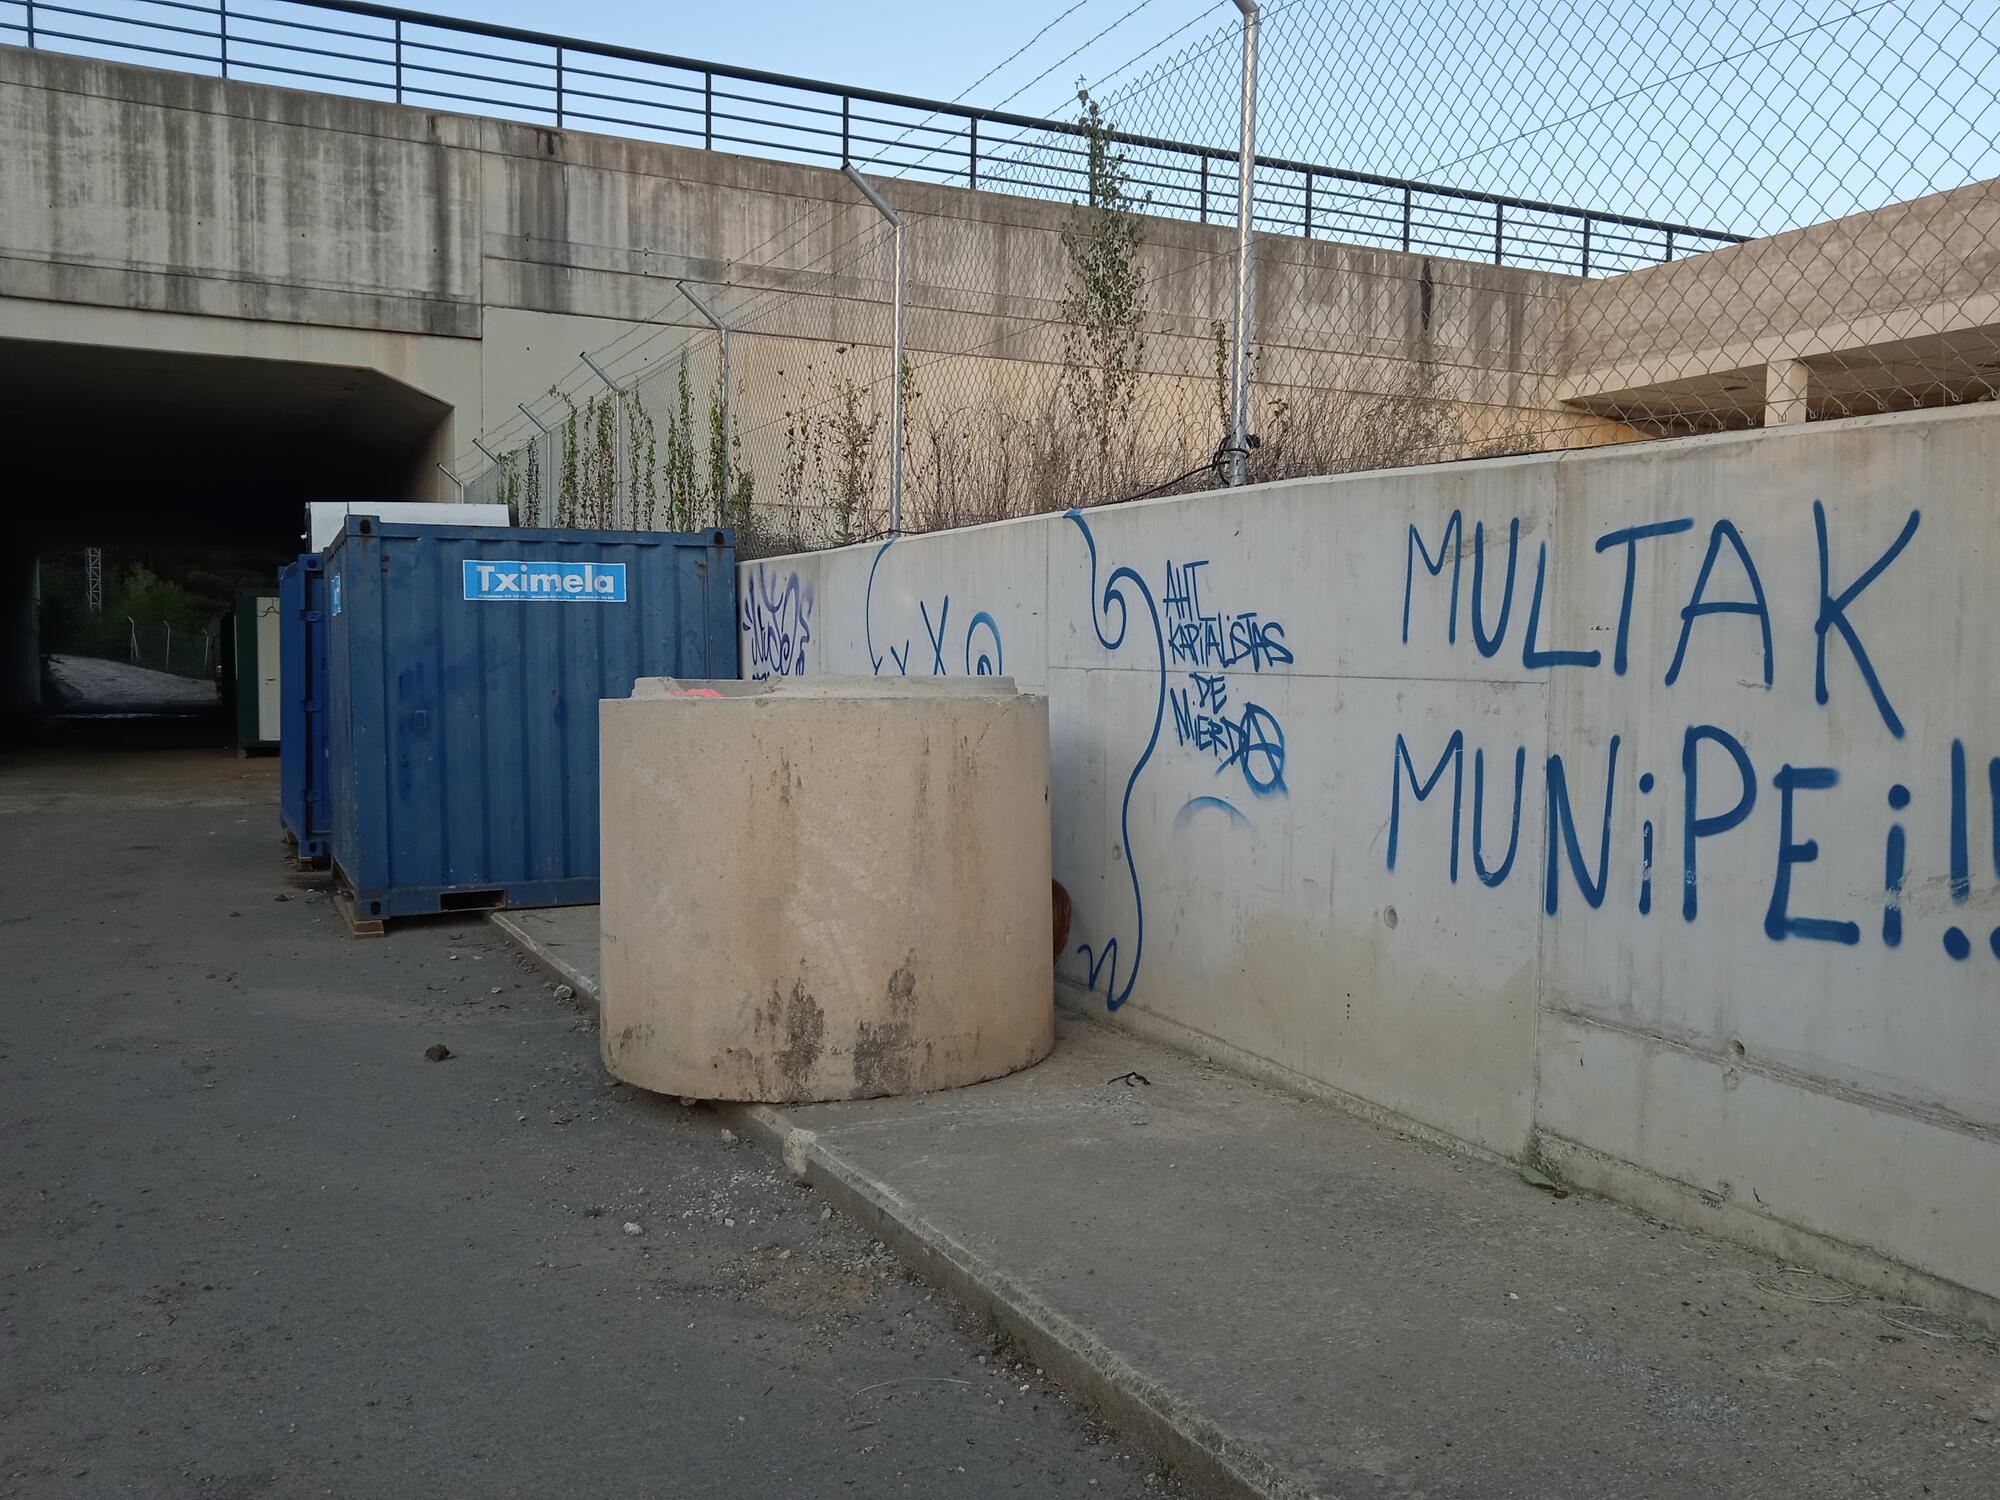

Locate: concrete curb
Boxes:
[489,910,599,1013]
[487,911,1303,1498]
[714,1098,1311,1500]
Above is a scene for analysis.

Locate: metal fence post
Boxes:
[393,18,402,103]
[841,96,851,163]
[436,464,466,494]
[1303,168,1312,238]
[843,165,905,535]
[24,0,33,49]
[1402,184,1412,252]
[555,46,565,127]
[219,0,229,78]
[1580,215,1591,276]
[1200,155,1209,223]
[1226,0,1260,488]
[968,116,978,191]
[679,283,734,525]
[1494,201,1503,265]
[704,72,714,150]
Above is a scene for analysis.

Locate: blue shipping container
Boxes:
[277,553,331,862]
[323,519,736,923]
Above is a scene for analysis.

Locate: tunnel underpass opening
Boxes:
[0,337,453,727]
[1,337,451,545]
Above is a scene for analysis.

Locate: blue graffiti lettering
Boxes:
[920,595,951,675]
[1596,517,1694,676]
[1884,782,1909,948]
[1545,735,1620,914]
[1164,559,1208,618]
[1405,503,1925,721]
[1391,724,1993,961]
[1384,506,1988,960]
[1389,731,1464,881]
[1640,813,1655,916]
[1764,764,1860,944]
[740,565,813,680]
[1949,739,1970,904]
[1681,725,1757,921]
[1814,499,1919,740]
[1991,757,2000,879]
[1665,520,1772,688]
[1472,744,1525,887]
[1403,511,1462,645]
[1470,517,1520,659]
[1169,687,1287,797]
[863,543,1006,681]
[1165,609,1292,673]
[1523,541,1603,671]
[1159,558,1295,797]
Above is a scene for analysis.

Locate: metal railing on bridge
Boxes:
[0,0,1744,276]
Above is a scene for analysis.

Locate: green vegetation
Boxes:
[1060,85,1150,491]
[38,551,267,679]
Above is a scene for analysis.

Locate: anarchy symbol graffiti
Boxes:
[1222,701,1287,796]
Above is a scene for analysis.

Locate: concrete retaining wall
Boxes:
[737,403,2000,1318]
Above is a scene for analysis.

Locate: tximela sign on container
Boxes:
[461,560,628,602]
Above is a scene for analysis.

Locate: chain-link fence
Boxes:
[126,620,218,679]
[420,0,2000,552]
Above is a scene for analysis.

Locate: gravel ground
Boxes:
[0,739,1175,1498]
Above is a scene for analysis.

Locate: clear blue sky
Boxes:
[411,0,1230,122]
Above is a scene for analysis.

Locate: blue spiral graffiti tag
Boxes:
[965,611,1003,675]
[1066,509,1165,1012]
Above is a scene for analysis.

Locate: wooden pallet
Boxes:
[331,888,385,939]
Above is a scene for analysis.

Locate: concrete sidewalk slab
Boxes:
[494,907,2000,1498]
